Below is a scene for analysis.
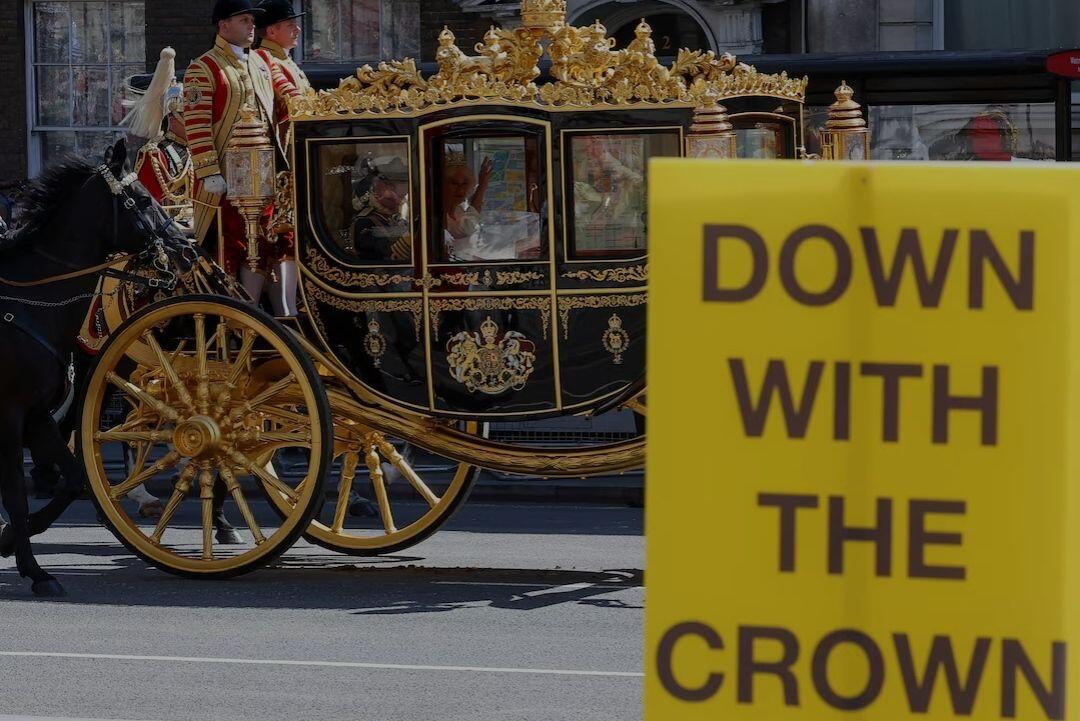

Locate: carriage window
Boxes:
[432,134,544,263]
[315,139,413,264]
[732,117,792,160]
[566,131,679,258]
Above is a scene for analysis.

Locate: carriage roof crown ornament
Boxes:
[520,0,567,30]
[288,0,808,120]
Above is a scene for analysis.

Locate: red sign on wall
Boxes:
[1047,50,1080,78]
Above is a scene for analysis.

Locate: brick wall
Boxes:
[146,0,216,72]
[0,0,27,180]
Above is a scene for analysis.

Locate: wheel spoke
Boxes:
[94,429,173,444]
[198,465,215,561]
[227,374,298,426]
[111,450,181,500]
[225,329,257,388]
[150,463,197,544]
[220,464,265,545]
[228,450,300,504]
[123,416,165,480]
[375,437,440,508]
[247,375,297,411]
[332,452,359,533]
[106,372,181,423]
[143,330,196,413]
[194,314,210,415]
[212,329,257,417]
[234,429,311,448]
[364,441,396,534]
[215,319,229,362]
[260,405,313,427]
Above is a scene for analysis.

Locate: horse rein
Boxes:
[0,165,183,292]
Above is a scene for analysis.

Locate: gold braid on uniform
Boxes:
[144,134,193,206]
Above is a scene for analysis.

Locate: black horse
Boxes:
[0,138,189,596]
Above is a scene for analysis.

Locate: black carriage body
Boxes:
[294,99,800,421]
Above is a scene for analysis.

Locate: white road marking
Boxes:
[0,651,643,678]
[0,716,158,721]
[432,581,642,590]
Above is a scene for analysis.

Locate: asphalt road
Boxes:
[0,500,644,721]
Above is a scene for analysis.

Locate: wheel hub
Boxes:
[173,416,223,458]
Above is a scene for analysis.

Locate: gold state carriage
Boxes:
[81,0,871,577]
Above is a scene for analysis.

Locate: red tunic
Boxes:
[254,39,308,264]
[183,35,296,273]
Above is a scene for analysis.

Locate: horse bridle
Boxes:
[98,162,194,291]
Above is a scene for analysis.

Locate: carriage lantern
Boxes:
[821,81,871,161]
[224,104,276,272]
[686,87,737,159]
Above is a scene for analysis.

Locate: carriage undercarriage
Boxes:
[79,289,645,576]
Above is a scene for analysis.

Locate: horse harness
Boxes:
[0,164,186,367]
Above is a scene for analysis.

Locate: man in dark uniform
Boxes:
[349,156,412,262]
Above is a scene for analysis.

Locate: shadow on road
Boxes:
[0,549,643,613]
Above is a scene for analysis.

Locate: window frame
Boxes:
[560,126,684,264]
[295,0,420,67]
[308,134,417,269]
[423,118,552,268]
[24,0,146,176]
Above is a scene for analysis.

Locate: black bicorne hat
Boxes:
[256,0,306,29]
[212,0,265,24]
[352,155,409,199]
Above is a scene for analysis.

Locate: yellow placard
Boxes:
[645,160,1080,721]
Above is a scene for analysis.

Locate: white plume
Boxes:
[121,47,177,140]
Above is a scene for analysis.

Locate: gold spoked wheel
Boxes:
[261,413,482,556]
[80,295,332,578]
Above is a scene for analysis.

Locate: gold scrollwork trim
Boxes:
[498,270,545,284]
[305,281,423,341]
[440,269,546,287]
[562,265,648,283]
[430,297,551,341]
[289,12,807,121]
[306,248,414,288]
[558,293,647,340]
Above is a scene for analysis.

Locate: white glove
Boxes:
[202,174,228,195]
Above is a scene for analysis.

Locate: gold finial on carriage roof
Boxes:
[289,2,808,119]
[826,80,868,131]
[521,0,567,30]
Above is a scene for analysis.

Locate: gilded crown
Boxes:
[480,316,499,343]
[521,0,566,30]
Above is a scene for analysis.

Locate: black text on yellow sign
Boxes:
[645,161,1080,720]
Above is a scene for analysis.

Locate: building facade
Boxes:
[1,0,1079,181]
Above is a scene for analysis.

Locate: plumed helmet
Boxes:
[120,47,179,139]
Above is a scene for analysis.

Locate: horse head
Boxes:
[96,138,189,258]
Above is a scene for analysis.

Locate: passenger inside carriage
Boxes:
[348,155,413,262]
[435,136,543,262]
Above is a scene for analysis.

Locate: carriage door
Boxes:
[556,127,681,411]
[419,116,558,417]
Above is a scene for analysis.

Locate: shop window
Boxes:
[27,1,145,173]
[430,132,545,263]
[869,104,1056,161]
[300,0,420,63]
[315,139,414,265]
[565,131,679,259]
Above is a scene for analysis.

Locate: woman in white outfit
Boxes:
[441,156,492,261]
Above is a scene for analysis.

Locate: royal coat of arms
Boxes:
[446,316,536,394]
